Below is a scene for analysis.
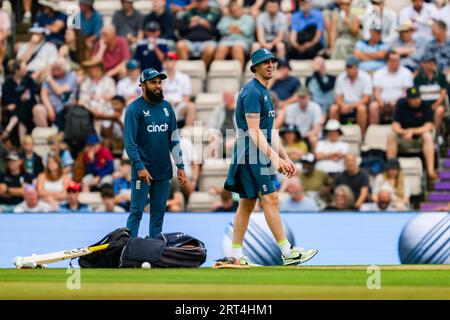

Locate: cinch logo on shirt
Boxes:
[147,123,169,133]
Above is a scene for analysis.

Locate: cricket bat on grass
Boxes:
[13,243,109,269]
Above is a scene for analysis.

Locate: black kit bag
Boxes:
[119,232,207,268]
[78,227,132,268]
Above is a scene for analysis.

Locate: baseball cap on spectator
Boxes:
[67,181,81,192]
[369,21,382,32]
[297,87,310,97]
[420,53,436,63]
[126,59,140,70]
[324,119,343,134]
[434,19,447,30]
[301,153,316,164]
[406,87,420,99]
[370,0,384,4]
[86,133,100,145]
[385,158,401,170]
[166,52,178,61]
[280,124,302,141]
[6,151,21,161]
[277,59,291,70]
[345,56,359,67]
[145,21,160,32]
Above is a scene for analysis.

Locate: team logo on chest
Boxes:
[163,108,169,117]
[264,95,268,102]
[143,110,150,117]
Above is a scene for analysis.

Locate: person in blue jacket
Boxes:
[124,68,187,238]
[222,48,318,267]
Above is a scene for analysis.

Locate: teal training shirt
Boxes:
[235,78,275,161]
[124,96,184,180]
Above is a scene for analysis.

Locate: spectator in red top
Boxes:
[92,25,131,80]
[81,133,114,191]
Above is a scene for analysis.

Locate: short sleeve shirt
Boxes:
[394,98,434,129]
[335,70,373,104]
[285,101,322,136]
[256,11,288,42]
[236,78,275,156]
[414,69,448,105]
[93,36,131,71]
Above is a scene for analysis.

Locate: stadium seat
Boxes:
[363,125,393,151]
[176,60,207,96]
[31,127,58,146]
[207,60,242,93]
[195,93,223,123]
[324,60,346,76]
[198,160,230,192]
[398,157,424,196]
[290,60,313,79]
[58,1,153,17]
[179,125,205,159]
[341,124,362,156]
[78,192,103,210]
[186,192,220,212]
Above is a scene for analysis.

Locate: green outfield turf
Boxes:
[1,266,449,300]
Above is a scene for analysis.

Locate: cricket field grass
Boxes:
[1,265,449,300]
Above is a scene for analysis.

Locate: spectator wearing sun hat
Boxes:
[390,20,424,72]
[314,119,349,176]
[59,181,93,212]
[37,0,67,47]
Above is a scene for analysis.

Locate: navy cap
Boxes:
[145,21,160,31]
[250,48,278,73]
[86,133,100,145]
[345,55,359,67]
[126,59,140,70]
[406,87,420,99]
[139,68,167,84]
[420,53,436,63]
[280,124,302,140]
[385,158,400,170]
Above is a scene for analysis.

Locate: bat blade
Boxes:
[14,243,109,267]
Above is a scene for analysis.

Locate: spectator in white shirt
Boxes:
[314,119,350,176]
[162,52,195,128]
[399,0,439,41]
[284,87,322,149]
[116,59,141,104]
[329,56,372,136]
[16,25,59,81]
[362,0,397,44]
[370,51,414,124]
[14,184,53,213]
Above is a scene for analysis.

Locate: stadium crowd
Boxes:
[0,0,450,213]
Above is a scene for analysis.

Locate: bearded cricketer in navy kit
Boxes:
[218,49,318,268]
[124,68,187,238]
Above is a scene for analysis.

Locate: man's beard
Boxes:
[144,89,164,103]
